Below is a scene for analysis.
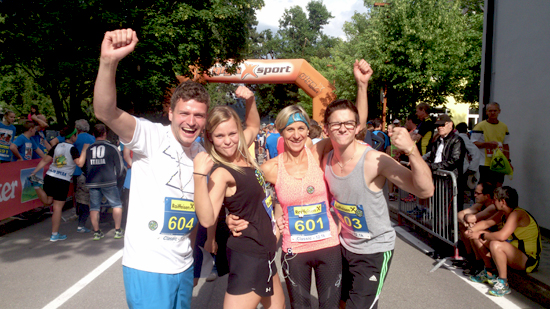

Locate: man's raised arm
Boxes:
[93,29,139,144]
[354,59,372,130]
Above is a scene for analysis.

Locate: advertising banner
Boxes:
[0,159,46,220]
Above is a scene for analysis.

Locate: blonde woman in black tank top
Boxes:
[193,86,285,309]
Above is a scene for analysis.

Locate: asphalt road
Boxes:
[0,210,543,309]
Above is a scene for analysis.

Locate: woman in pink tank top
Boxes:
[261,105,342,309]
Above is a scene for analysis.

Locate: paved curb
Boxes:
[509,270,550,308]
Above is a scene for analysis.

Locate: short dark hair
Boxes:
[22,120,35,132]
[456,122,468,134]
[373,118,382,129]
[171,81,210,111]
[479,181,496,197]
[60,126,75,137]
[416,102,430,112]
[93,124,107,138]
[324,99,359,125]
[493,186,518,209]
[309,124,322,139]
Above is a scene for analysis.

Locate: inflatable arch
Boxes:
[178,59,336,122]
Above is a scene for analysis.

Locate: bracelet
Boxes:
[404,145,415,156]
[480,233,485,240]
[193,172,208,177]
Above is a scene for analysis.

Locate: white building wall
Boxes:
[484,0,550,229]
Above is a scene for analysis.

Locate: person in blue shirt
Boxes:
[265,125,280,159]
[11,120,44,161]
[31,127,52,160]
[0,110,17,163]
[73,119,96,234]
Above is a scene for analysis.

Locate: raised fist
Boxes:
[193,152,214,176]
[235,86,254,101]
[390,127,416,154]
[354,59,373,86]
[100,29,139,63]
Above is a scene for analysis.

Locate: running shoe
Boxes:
[93,230,105,241]
[114,229,124,239]
[469,268,496,285]
[77,226,91,233]
[488,278,511,296]
[28,174,44,185]
[50,234,67,242]
[10,214,28,220]
[462,260,484,276]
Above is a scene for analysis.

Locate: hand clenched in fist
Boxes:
[193,152,214,176]
[100,29,139,63]
[390,127,416,155]
[235,86,254,101]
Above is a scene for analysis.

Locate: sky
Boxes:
[255,0,369,40]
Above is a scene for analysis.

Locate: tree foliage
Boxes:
[246,0,337,118]
[0,0,263,125]
[307,0,483,119]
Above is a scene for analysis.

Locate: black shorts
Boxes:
[43,174,71,202]
[226,248,276,297]
[341,246,394,309]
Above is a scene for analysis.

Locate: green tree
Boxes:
[0,66,54,122]
[0,0,263,125]
[246,0,337,118]
[308,0,483,120]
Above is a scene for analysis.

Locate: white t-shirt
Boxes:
[122,117,204,274]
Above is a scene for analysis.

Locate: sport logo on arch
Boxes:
[209,61,294,80]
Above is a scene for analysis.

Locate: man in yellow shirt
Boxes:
[470,102,510,186]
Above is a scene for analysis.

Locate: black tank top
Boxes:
[213,165,276,258]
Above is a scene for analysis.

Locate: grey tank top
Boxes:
[325,146,395,254]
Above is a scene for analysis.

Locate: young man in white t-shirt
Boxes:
[93,28,209,309]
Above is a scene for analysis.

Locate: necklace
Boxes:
[336,152,355,171]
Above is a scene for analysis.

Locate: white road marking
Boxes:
[42,249,123,309]
[393,224,522,309]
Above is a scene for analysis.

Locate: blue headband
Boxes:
[283,112,310,130]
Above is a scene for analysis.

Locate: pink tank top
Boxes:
[275,148,339,254]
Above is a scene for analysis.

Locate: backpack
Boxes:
[372,130,390,151]
[364,130,385,151]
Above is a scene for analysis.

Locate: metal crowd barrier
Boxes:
[397,169,460,271]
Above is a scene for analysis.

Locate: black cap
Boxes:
[435,114,452,125]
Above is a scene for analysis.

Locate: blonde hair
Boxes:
[275,105,311,133]
[204,106,261,174]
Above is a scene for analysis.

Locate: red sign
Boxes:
[0,159,47,220]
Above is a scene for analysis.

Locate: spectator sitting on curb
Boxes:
[458,181,497,276]
[466,186,542,297]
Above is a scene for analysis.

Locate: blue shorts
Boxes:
[89,186,122,211]
[123,265,194,309]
